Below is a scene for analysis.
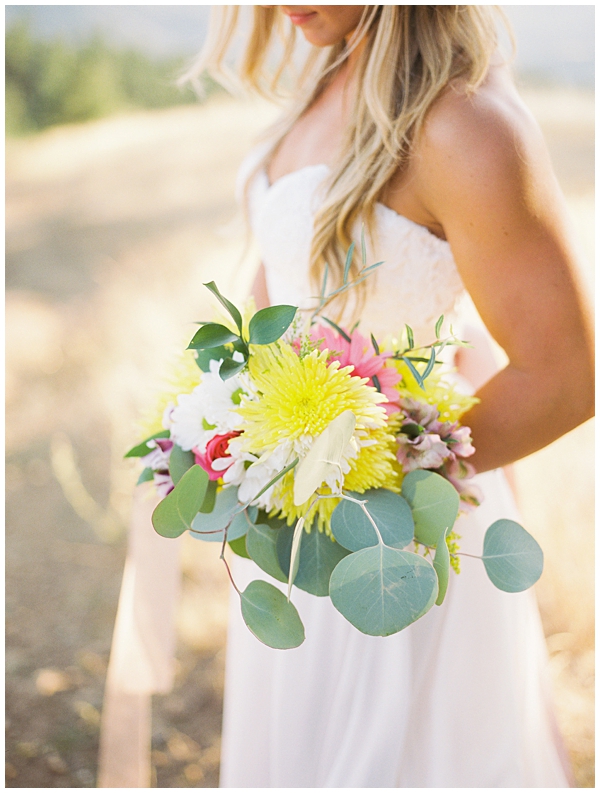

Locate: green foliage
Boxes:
[240,580,305,649]
[219,357,247,380]
[203,281,243,335]
[169,444,195,485]
[195,345,233,372]
[229,535,250,559]
[277,524,350,597]
[151,465,208,538]
[330,489,414,552]
[329,545,438,636]
[187,323,239,350]
[124,429,170,458]
[246,522,287,583]
[248,305,297,345]
[432,527,451,605]
[401,470,460,547]
[137,467,155,485]
[5,20,211,136]
[190,487,253,543]
[482,519,544,592]
[199,479,218,513]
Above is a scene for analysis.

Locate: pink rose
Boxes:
[193,431,241,481]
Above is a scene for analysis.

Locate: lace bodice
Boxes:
[238,146,466,343]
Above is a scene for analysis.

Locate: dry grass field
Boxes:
[5,87,594,787]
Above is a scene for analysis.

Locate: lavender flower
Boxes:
[395,397,481,508]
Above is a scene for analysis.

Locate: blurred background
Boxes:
[5,5,594,788]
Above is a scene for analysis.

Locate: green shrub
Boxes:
[5,21,211,135]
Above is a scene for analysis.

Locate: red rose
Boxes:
[193,431,241,481]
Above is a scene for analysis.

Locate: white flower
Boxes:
[170,359,248,451]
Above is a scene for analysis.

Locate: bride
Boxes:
[100,5,593,788]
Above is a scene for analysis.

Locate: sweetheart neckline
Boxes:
[259,163,450,247]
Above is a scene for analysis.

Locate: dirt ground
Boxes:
[5,88,594,788]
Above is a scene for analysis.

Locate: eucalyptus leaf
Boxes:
[199,479,218,513]
[137,467,155,485]
[190,486,243,542]
[125,430,170,458]
[219,357,247,380]
[370,333,380,355]
[229,535,250,559]
[169,444,195,485]
[405,325,415,350]
[433,527,451,605]
[277,524,350,597]
[240,580,305,649]
[401,470,459,547]
[152,465,208,538]
[329,545,438,636]
[203,281,243,334]
[188,323,238,350]
[330,490,414,551]
[482,519,544,592]
[246,522,287,583]
[248,305,297,345]
[293,411,356,506]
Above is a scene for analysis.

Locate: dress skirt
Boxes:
[219,469,571,788]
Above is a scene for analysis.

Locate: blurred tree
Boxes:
[5,20,211,136]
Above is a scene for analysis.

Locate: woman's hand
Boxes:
[397,68,594,472]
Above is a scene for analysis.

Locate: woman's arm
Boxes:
[405,73,594,473]
[251,263,271,310]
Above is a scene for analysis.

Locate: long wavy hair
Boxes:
[186,6,507,311]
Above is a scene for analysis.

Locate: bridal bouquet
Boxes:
[127,248,543,649]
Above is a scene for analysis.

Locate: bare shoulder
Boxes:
[414,65,554,219]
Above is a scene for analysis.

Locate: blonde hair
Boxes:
[187,6,506,315]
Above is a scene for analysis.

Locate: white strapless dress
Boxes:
[218,152,571,788]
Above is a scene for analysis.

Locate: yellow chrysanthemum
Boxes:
[239,342,387,449]
[238,342,400,533]
[138,349,201,437]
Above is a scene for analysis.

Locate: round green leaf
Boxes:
[240,580,305,649]
[199,479,218,513]
[277,524,350,597]
[401,470,459,546]
[329,545,438,636]
[169,444,195,485]
[330,489,414,551]
[432,527,450,605]
[190,486,245,542]
[246,522,287,583]
[152,465,208,538]
[248,305,297,345]
[482,519,544,592]
[188,323,238,350]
